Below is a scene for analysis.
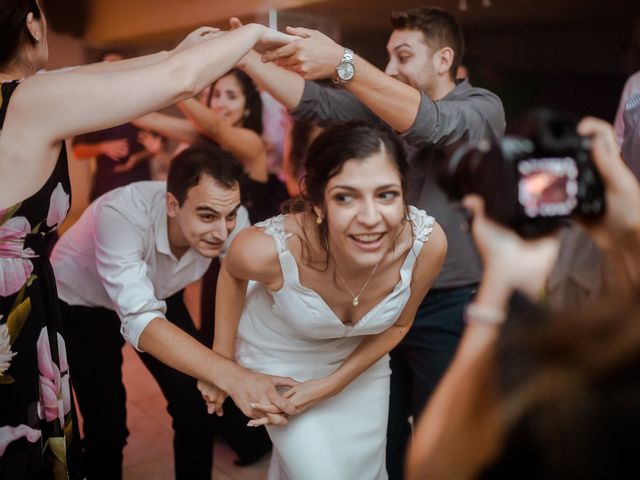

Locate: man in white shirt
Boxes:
[51,143,296,480]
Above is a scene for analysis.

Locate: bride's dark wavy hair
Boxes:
[286,121,409,269]
[0,0,42,68]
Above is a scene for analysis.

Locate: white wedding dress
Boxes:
[235,206,434,480]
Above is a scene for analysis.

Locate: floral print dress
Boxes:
[0,81,83,478]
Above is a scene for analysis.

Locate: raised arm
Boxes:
[262,27,421,132]
[261,27,505,143]
[176,98,267,179]
[73,138,129,162]
[226,17,374,128]
[133,112,198,145]
[242,47,375,126]
[240,49,305,110]
[69,27,220,75]
[3,24,294,148]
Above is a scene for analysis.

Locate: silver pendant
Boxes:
[352,297,359,306]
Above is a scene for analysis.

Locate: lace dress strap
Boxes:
[407,205,434,244]
[254,214,292,255]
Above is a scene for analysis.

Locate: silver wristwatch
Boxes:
[335,48,355,84]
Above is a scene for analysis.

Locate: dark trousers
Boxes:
[386,284,477,480]
[61,291,215,480]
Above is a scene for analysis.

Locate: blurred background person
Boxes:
[71,51,155,201]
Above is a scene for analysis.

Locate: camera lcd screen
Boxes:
[517,157,578,218]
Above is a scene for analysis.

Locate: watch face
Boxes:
[337,61,355,81]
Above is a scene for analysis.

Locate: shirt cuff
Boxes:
[289,80,322,117]
[121,310,165,352]
[401,92,437,144]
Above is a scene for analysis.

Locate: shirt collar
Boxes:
[444,78,471,100]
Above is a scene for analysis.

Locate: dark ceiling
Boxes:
[281,0,639,73]
[42,0,640,123]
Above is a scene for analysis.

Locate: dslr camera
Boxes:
[439,109,605,238]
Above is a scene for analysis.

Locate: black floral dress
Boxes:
[0,81,83,478]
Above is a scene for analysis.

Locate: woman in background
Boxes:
[136,68,289,223]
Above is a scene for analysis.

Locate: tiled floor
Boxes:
[120,344,270,480]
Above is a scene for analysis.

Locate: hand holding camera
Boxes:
[575,117,640,252]
[462,194,560,301]
[441,109,606,238]
[455,113,640,293]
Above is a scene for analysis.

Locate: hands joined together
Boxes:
[197,366,337,427]
[226,17,345,80]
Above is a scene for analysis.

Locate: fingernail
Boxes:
[250,402,257,408]
[246,421,256,427]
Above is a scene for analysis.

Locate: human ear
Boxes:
[435,47,454,75]
[25,12,43,44]
[312,205,324,221]
[166,192,180,217]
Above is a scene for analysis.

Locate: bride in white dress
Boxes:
[205,122,447,479]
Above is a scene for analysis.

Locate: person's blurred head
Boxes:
[166,143,243,258]
[493,294,640,479]
[210,69,263,134]
[385,6,464,98]
[0,0,48,73]
[300,122,409,268]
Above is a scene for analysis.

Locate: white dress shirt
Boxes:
[51,181,249,350]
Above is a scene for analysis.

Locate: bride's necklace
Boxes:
[334,262,380,307]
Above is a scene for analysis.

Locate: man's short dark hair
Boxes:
[167,142,243,205]
[390,6,465,81]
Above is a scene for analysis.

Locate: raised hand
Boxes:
[113,131,161,173]
[229,17,254,69]
[99,139,129,161]
[251,24,299,54]
[174,26,221,53]
[137,130,162,155]
[576,117,640,251]
[261,27,344,80]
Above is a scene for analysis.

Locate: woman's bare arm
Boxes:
[177,98,267,180]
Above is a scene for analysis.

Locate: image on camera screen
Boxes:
[517,157,579,218]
